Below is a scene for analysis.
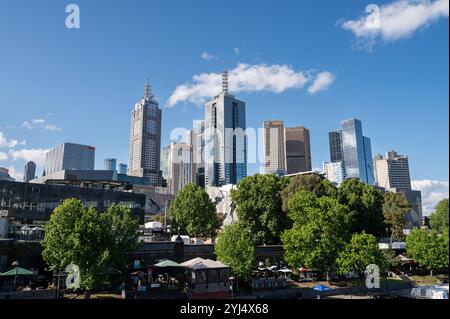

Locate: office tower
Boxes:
[168,142,192,195]
[204,71,247,187]
[285,127,312,174]
[128,80,163,186]
[44,142,95,175]
[104,158,117,171]
[23,161,36,182]
[118,163,128,175]
[323,161,346,184]
[160,145,170,181]
[190,120,206,188]
[263,120,287,175]
[374,150,412,190]
[329,131,343,162]
[328,118,374,185]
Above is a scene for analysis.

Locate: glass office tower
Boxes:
[329,118,373,185]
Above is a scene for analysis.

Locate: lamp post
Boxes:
[12,261,19,289]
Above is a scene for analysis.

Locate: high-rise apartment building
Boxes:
[285,127,312,174]
[374,150,412,190]
[23,161,36,182]
[128,80,163,186]
[44,142,95,176]
[168,142,192,195]
[204,71,247,187]
[160,145,170,181]
[263,120,287,175]
[329,119,374,185]
[323,161,346,185]
[104,158,117,171]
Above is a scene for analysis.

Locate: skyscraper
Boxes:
[204,71,247,186]
[128,80,163,186]
[104,158,117,171]
[323,161,346,185]
[168,142,193,195]
[374,150,412,190]
[118,163,128,175]
[263,120,287,175]
[44,142,95,175]
[285,127,312,174]
[329,119,374,185]
[23,161,36,182]
[160,145,170,182]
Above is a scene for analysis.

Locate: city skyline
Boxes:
[0,0,448,215]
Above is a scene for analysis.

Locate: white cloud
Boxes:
[342,0,449,50]
[8,148,49,166]
[0,132,22,149]
[44,124,62,131]
[411,180,449,216]
[167,63,332,107]
[201,52,216,61]
[22,118,61,131]
[0,151,7,161]
[7,166,23,181]
[307,71,336,95]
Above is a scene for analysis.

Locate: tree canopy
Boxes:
[383,192,411,240]
[406,228,449,275]
[337,179,385,237]
[42,199,139,290]
[215,222,255,280]
[337,232,387,275]
[430,198,449,234]
[281,191,353,272]
[170,183,221,238]
[231,174,289,245]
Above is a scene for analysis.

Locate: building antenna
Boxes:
[221,57,229,94]
[144,77,152,99]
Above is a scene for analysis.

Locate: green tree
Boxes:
[336,232,388,275]
[430,198,449,234]
[281,191,353,274]
[281,174,337,212]
[383,192,411,240]
[170,183,220,238]
[231,174,289,245]
[337,179,385,237]
[215,222,255,281]
[406,228,449,275]
[42,199,139,291]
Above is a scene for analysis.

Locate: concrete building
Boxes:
[160,145,170,182]
[204,71,247,187]
[104,158,117,171]
[323,161,346,185]
[374,150,411,190]
[329,118,374,185]
[263,120,287,175]
[23,161,36,182]
[167,142,192,195]
[285,126,311,174]
[44,142,95,176]
[128,80,163,186]
[190,120,206,188]
[0,167,14,181]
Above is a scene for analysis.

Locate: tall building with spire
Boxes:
[128,79,163,186]
[204,71,247,186]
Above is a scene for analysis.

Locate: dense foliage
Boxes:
[42,199,139,290]
[170,183,221,238]
[231,174,289,245]
[215,222,255,280]
[383,192,411,240]
[429,198,449,234]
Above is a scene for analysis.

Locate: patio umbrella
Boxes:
[0,267,34,276]
[313,284,331,292]
[154,260,182,268]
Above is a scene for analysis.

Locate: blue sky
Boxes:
[0,0,448,213]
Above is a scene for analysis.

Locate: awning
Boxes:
[313,284,331,292]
